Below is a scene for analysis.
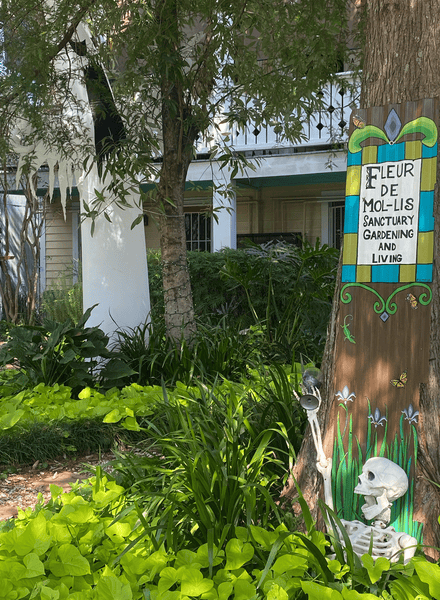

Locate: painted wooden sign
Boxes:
[332,99,438,542]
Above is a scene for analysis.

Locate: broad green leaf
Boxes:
[272,554,308,576]
[103,409,122,423]
[23,552,45,578]
[232,579,256,600]
[341,589,380,600]
[267,584,288,600]
[15,513,51,556]
[217,582,233,600]
[196,544,224,568]
[0,409,24,430]
[95,576,132,600]
[158,567,179,593]
[40,586,60,600]
[123,416,140,431]
[180,568,214,597]
[0,579,17,600]
[144,550,169,574]
[412,557,440,599]
[361,554,391,584]
[49,544,91,577]
[248,525,279,549]
[225,539,254,570]
[301,581,343,600]
[50,484,64,500]
[175,550,203,569]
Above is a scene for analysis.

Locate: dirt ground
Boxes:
[0,452,116,521]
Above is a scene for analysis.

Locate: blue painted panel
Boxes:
[342,265,356,282]
[416,264,433,282]
[422,143,437,159]
[377,143,405,163]
[344,196,360,233]
[348,151,362,166]
[371,265,399,283]
[419,191,434,232]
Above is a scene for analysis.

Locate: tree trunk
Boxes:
[286,0,440,556]
[156,0,198,343]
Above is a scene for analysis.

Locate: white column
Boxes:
[78,168,150,337]
[212,166,236,251]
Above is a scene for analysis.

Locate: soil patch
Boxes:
[0,452,116,521]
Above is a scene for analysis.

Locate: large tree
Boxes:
[286,0,440,558]
[0,0,350,340]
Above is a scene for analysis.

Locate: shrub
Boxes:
[107,381,294,551]
[0,306,112,395]
[40,262,83,324]
[105,316,256,387]
[147,241,339,365]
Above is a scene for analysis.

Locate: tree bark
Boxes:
[286,0,440,556]
[361,0,440,559]
[155,0,199,342]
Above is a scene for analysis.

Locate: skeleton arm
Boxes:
[295,388,334,511]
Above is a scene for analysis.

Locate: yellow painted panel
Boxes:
[343,233,358,264]
[399,264,416,282]
[421,157,437,191]
[405,141,422,160]
[356,265,371,282]
[346,166,361,196]
[362,146,377,165]
[418,231,434,263]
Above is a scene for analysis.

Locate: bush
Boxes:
[40,262,83,324]
[147,241,339,365]
[0,306,113,395]
[107,381,294,550]
[105,316,257,387]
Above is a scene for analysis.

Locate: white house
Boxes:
[40,73,355,289]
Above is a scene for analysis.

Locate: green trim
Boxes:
[395,116,438,147]
[349,116,438,153]
[341,282,432,316]
[235,171,346,189]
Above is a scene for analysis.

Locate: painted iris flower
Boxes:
[368,407,387,428]
[335,385,356,405]
[402,403,419,425]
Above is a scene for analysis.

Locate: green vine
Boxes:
[341,283,432,316]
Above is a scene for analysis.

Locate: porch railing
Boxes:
[196,72,359,155]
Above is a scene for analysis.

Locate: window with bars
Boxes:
[185,213,211,251]
[329,201,345,250]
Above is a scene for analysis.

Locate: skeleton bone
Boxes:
[296,387,418,563]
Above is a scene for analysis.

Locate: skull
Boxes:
[354,457,408,524]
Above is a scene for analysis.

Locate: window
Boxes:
[185,213,211,251]
[329,201,345,250]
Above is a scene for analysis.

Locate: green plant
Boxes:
[0,472,438,600]
[220,241,339,364]
[106,316,254,387]
[40,262,83,324]
[0,305,113,395]
[108,381,293,552]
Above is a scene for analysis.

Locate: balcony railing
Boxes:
[196,72,358,155]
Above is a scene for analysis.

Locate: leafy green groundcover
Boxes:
[0,474,438,600]
[0,365,303,465]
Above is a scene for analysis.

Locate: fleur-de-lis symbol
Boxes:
[402,403,419,425]
[335,385,356,405]
[368,407,387,428]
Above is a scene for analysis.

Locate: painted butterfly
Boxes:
[390,370,408,388]
[352,114,365,129]
[406,293,418,309]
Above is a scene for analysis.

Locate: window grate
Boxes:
[185,213,211,252]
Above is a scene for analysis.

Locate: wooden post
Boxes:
[332,99,438,542]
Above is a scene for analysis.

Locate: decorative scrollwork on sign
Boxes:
[340,283,432,321]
